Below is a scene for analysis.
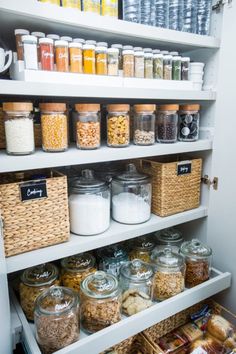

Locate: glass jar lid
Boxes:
[113,164,150,184]
[155,227,183,245]
[151,247,184,269]
[81,271,120,299]
[21,263,58,287]
[132,235,155,251]
[70,169,108,193]
[180,239,212,259]
[120,259,154,282]
[61,253,96,272]
[98,244,128,261]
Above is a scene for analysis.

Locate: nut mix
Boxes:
[122,289,152,316]
[134,130,155,145]
[153,271,185,301]
[76,121,100,149]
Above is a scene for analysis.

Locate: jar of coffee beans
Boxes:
[156,105,179,143]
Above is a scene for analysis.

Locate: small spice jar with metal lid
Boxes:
[107,104,130,147]
[156,104,179,143]
[34,286,79,353]
[31,31,45,65]
[123,45,134,77]
[133,104,156,145]
[61,253,97,292]
[15,29,30,61]
[107,47,119,76]
[134,47,144,78]
[22,35,38,70]
[120,259,154,316]
[47,34,60,66]
[39,38,54,71]
[129,235,156,263]
[3,102,35,155]
[155,227,183,253]
[55,40,69,72]
[40,103,68,152]
[60,36,73,43]
[19,263,60,321]
[181,57,190,80]
[151,247,185,301]
[153,49,163,79]
[162,52,172,80]
[96,42,108,75]
[180,239,212,288]
[171,51,181,81]
[80,271,122,333]
[69,42,83,73]
[111,44,123,73]
[83,40,96,75]
[178,104,200,142]
[75,103,100,149]
[97,243,129,276]
[144,48,153,79]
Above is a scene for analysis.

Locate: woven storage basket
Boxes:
[100,335,137,354]
[0,107,6,149]
[138,157,202,217]
[0,170,70,257]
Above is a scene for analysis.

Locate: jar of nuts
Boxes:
[107,104,130,147]
[61,253,97,292]
[155,227,183,253]
[133,104,156,146]
[35,286,79,354]
[156,104,179,143]
[75,104,101,150]
[180,239,212,288]
[80,271,122,333]
[19,263,60,321]
[97,243,129,277]
[151,247,185,301]
[129,235,156,263]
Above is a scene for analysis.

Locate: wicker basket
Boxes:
[138,157,202,217]
[0,107,6,149]
[0,170,70,257]
[100,335,137,354]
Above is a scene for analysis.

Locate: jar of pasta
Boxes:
[96,42,108,75]
[19,263,60,321]
[83,40,96,75]
[69,42,83,73]
[107,104,130,147]
[40,103,68,152]
[55,40,69,72]
[75,104,100,149]
[61,253,97,292]
[129,235,155,263]
[123,46,134,78]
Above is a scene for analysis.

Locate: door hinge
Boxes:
[212,0,232,11]
[202,175,219,190]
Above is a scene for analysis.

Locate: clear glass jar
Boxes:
[133,104,156,145]
[80,271,122,333]
[102,0,118,18]
[107,48,119,76]
[19,263,59,321]
[47,34,60,65]
[120,259,154,316]
[69,169,110,235]
[111,44,123,72]
[22,35,38,70]
[61,253,97,292]
[156,104,179,143]
[180,239,212,288]
[60,36,73,43]
[62,0,81,9]
[75,104,100,149]
[144,48,153,79]
[112,163,152,224]
[134,47,144,78]
[155,227,183,253]
[129,235,156,263]
[3,102,35,155]
[178,104,200,142]
[123,46,134,78]
[107,104,130,147]
[181,57,190,80]
[171,52,181,80]
[35,286,79,353]
[151,247,185,301]
[15,29,30,61]
[83,40,96,74]
[55,40,69,72]
[39,38,54,71]
[153,50,163,79]
[31,32,45,65]
[82,0,100,14]
[122,0,140,23]
[96,42,108,75]
[97,243,129,276]
[40,103,68,152]
[163,52,172,80]
[69,42,83,73]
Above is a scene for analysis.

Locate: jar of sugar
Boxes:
[112,163,152,224]
[69,169,110,236]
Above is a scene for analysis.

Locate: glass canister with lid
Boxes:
[163,52,173,80]
[69,169,110,235]
[96,42,108,75]
[171,51,181,81]
[155,227,183,253]
[19,263,60,321]
[75,104,100,149]
[83,40,96,75]
[111,44,123,73]
[180,239,212,288]
[97,243,129,276]
[80,271,122,333]
[129,235,156,263]
[178,104,200,142]
[151,247,185,301]
[153,49,163,79]
[61,253,97,292]
[112,163,152,224]
[119,259,154,316]
[156,104,179,143]
[144,48,153,79]
[123,45,134,77]
[34,286,79,354]
[107,47,119,76]
[107,104,130,147]
[134,47,144,78]
[133,104,156,146]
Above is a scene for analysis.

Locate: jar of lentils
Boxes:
[107,104,130,147]
[156,104,179,143]
[133,104,156,145]
[75,104,100,149]
[178,104,200,142]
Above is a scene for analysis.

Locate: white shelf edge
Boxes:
[11,302,22,350]
[6,206,208,273]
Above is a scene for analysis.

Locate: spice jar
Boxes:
[55,40,69,72]
[123,46,134,78]
[129,235,155,263]
[47,34,60,66]
[73,38,85,45]
[107,48,119,76]
[112,163,152,224]
[163,52,172,80]
[60,36,73,43]
[82,0,100,14]
[120,259,154,316]
[111,44,123,72]
[102,0,118,18]
[31,32,45,65]
[19,263,59,321]
[80,271,122,333]
[151,247,185,301]
[153,49,163,79]
[97,244,129,276]
[156,104,179,143]
[155,227,183,253]
[75,104,100,149]
[69,42,83,73]
[134,47,144,78]
[15,29,30,61]
[180,239,212,288]
[83,40,96,75]
[40,103,68,152]
[62,0,81,9]
[178,104,200,142]
[22,35,38,70]
[144,48,153,79]
[107,104,130,147]
[3,102,35,155]
[69,170,110,235]
[96,42,108,75]
[35,286,79,354]
[61,253,97,292]
[171,52,181,81]
[133,104,156,145]
[39,38,54,71]
[181,57,190,80]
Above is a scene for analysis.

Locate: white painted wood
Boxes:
[11,302,22,351]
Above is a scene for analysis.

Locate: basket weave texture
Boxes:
[100,336,136,354]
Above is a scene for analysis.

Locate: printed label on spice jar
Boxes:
[177,162,192,176]
[20,180,47,202]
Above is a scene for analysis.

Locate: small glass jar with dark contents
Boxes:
[178,104,200,142]
[156,105,179,143]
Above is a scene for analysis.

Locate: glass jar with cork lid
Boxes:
[133,104,156,146]
[156,104,179,143]
[107,104,130,147]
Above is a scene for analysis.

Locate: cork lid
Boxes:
[107,104,130,112]
[39,103,66,112]
[159,104,179,111]
[134,104,156,112]
[180,104,200,111]
[3,102,33,112]
[75,104,100,112]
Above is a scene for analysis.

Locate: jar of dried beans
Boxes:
[96,42,108,75]
[69,42,83,73]
[40,103,68,152]
[83,40,96,75]
[133,104,156,145]
[55,40,69,72]
[75,103,100,149]
[39,38,54,71]
[156,104,179,143]
[180,239,212,288]
[123,46,134,78]
[107,104,130,147]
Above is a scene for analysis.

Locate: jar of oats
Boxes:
[107,104,130,147]
[19,263,60,321]
[40,103,68,152]
[75,104,100,149]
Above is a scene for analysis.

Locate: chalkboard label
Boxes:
[20,180,47,202]
[177,162,192,176]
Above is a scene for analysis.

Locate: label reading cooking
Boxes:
[20,180,47,202]
[177,162,192,176]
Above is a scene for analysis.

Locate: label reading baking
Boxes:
[20,181,47,202]
[177,162,192,176]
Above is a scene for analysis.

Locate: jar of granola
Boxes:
[129,235,155,263]
[75,104,100,149]
[107,104,130,147]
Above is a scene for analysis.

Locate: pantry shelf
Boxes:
[0,140,212,173]
[6,206,208,273]
[11,268,231,354]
